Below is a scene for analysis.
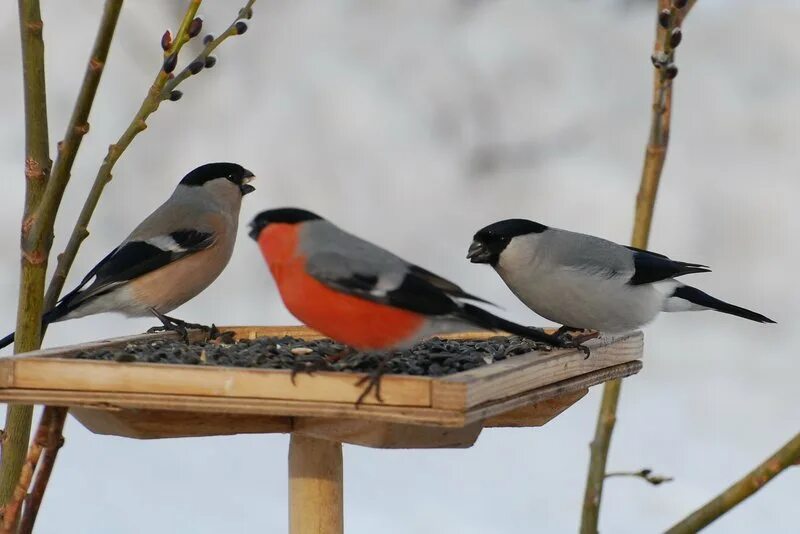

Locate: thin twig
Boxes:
[605,468,674,486]
[0,409,56,533]
[43,0,201,310]
[580,2,697,532]
[31,0,124,311]
[1,0,52,510]
[44,0,255,311]
[17,408,68,534]
[666,432,800,533]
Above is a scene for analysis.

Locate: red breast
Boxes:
[257,223,425,350]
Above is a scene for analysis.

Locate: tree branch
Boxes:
[605,468,674,486]
[666,432,800,533]
[17,408,68,534]
[580,1,697,532]
[0,408,67,534]
[1,0,52,510]
[44,0,255,311]
[30,0,124,305]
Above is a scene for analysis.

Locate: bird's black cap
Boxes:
[468,219,548,265]
[248,208,322,240]
[180,162,255,188]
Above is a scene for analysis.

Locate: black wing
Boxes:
[306,252,464,316]
[47,230,216,321]
[626,247,710,285]
[407,265,492,305]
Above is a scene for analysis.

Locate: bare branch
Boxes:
[17,408,68,534]
[44,0,255,311]
[28,0,124,290]
[580,1,697,532]
[605,468,674,486]
[1,0,53,509]
[666,432,800,533]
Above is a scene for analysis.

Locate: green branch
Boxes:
[666,432,800,533]
[32,0,124,313]
[580,1,697,532]
[1,0,52,509]
[44,0,255,309]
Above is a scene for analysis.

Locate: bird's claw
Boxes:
[289,355,334,386]
[354,355,390,407]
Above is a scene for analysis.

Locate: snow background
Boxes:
[0,1,797,532]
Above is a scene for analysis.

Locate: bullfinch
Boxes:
[0,162,255,349]
[467,218,775,335]
[248,208,572,352]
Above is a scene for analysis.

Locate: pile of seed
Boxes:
[74,334,553,377]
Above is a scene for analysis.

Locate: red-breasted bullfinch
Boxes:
[248,208,571,352]
[0,162,255,349]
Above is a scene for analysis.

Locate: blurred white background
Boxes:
[0,0,798,532]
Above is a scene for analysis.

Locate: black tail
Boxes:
[0,303,71,351]
[0,332,15,350]
[458,303,567,347]
[672,285,776,324]
[673,261,712,277]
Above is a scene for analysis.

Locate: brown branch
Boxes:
[44,0,255,310]
[17,408,68,534]
[0,408,66,534]
[1,0,53,510]
[43,0,202,310]
[580,1,697,532]
[666,432,800,533]
[605,468,673,486]
[30,0,124,312]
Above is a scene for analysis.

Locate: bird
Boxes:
[467,218,775,336]
[0,162,255,350]
[248,208,573,354]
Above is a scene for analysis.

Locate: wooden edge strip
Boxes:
[463,360,643,425]
[431,332,643,409]
[0,389,467,427]
[2,357,433,407]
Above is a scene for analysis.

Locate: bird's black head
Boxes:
[180,162,256,195]
[467,218,548,265]
[248,208,323,240]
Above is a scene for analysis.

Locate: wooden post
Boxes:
[289,433,343,534]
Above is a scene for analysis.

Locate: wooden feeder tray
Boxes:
[0,326,643,449]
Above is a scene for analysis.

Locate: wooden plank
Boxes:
[293,418,483,449]
[483,389,588,427]
[0,389,466,427]
[0,359,639,429]
[71,407,292,439]
[432,332,643,410]
[463,360,642,425]
[3,358,431,407]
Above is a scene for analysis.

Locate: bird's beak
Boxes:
[467,240,492,264]
[240,169,255,195]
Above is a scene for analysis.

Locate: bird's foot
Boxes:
[354,354,390,406]
[207,325,236,344]
[147,310,213,342]
[554,326,599,359]
[289,353,335,385]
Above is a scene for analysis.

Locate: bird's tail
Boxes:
[0,301,73,351]
[665,284,776,323]
[458,303,568,347]
[0,332,15,350]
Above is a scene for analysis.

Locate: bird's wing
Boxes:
[305,251,459,316]
[624,247,711,285]
[56,229,217,310]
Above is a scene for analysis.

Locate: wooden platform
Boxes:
[0,326,643,448]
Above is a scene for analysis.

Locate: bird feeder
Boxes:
[0,326,643,533]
